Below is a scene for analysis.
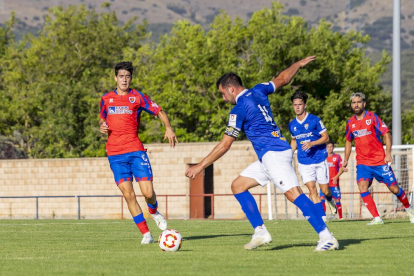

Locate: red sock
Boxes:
[361,192,380,217]
[336,202,343,219]
[147,202,158,214]
[136,221,150,234]
[321,201,326,213]
[396,189,410,208]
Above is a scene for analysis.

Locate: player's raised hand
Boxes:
[301,141,313,152]
[164,127,178,148]
[384,153,393,166]
[297,56,315,67]
[185,164,203,180]
[100,121,109,134]
[342,159,348,169]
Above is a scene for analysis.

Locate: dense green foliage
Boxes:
[1,219,414,275]
[0,3,411,158]
[0,6,147,157]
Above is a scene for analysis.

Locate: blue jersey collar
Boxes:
[353,110,367,120]
[114,88,132,95]
[295,112,309,124]
[235,89,249,104]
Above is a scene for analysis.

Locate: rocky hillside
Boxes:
[1,0,413,51]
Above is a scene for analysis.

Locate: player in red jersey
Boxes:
[99,61,178,244]
[343,92,414,225]
[319,142,347,219]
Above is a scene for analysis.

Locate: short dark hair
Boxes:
[291,91,308,104]
[216,72,243,89]
[326,141,335,147]
[115,61,134,76]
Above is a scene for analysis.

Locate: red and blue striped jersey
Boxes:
[327,153,342,187]
[345,111,389,166]
[100,88,162,156]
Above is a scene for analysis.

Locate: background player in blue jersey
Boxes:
[289,91,337,222]
[186,56,339,252]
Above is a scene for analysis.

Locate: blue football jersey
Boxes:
[288,113,327,165]
[224,82,291,160]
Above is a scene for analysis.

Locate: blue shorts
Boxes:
[319,186,341,200]
[108,151,153,185]
[356,164,397,187]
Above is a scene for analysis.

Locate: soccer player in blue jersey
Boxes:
[185,56,339,252]
[288,91,337,223]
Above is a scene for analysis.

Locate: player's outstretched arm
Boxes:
[332,167,347,184]
[343,140,352,169]
[290,137,297,153]
[383,132,393,164]
[185,135,235,179]
[157,110,178,148]
[99,118,109,134]
[271,56,315,90]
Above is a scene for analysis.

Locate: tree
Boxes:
[133,2,392,146]
[0,5,147,157]
[1,2,408,159]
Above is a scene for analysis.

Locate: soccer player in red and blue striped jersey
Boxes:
[343,92,414,225]
[320,142,347,219]
[99,61,178,243]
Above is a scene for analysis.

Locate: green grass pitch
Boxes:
[1,219,414,275]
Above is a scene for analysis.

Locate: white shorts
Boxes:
[298,160,329,185]
[239,149,300,194]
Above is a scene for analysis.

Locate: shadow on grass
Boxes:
[184,233,251,241]
[265,235,414,251]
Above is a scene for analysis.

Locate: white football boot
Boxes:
[326,198,338,215]
[244,225,272,250]
[151,211,167,230]
[314,237,339,252]
[366,216,384,225]
[322,216,329,223]
[406,208,414,224]
[141,232,154,244]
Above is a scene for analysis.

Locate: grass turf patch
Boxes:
[0,219,413,275]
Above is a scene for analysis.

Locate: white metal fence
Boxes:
[271,145,414,220]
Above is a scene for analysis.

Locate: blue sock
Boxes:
[294,194,327,233]
[325,194,333,202]
[315,202,326,217]
[396,187,403,197]
[133,213,145,224]
[234,191,264,229]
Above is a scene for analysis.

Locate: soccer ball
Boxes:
[158,229,182,252]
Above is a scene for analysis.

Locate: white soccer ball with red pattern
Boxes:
[158,229,182,252]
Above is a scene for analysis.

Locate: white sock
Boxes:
[254,224,265,234]
[319,227,333,241]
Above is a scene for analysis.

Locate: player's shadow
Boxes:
[266,235,414,251]
[184,233,250,241]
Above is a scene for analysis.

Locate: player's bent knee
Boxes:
[307,186,317,194]
[231,180,247,194]
[142,190,154,199]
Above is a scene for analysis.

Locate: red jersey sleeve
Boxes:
[372,113,389,136]
[100,95,107,119]
[345,119,354,141]
[337,154,342,171]
[137,92,162,116]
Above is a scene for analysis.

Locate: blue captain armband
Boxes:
[224,126,240,139]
